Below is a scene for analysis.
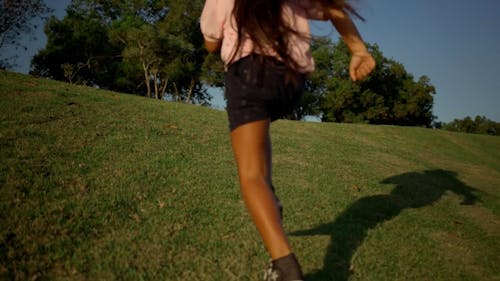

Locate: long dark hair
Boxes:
[231,0,363,70]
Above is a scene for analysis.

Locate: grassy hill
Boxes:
[1,70,499,281]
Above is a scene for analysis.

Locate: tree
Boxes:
[156,0,209,104]
[200,53,225,88]
[32,0,211,104]
[0,0,52,69]
[31,13,122,88]
[107,0,208,102]
[111,22,165,98]
[442,115,499,136]
[292,37,335,120]
[316,39,436,127]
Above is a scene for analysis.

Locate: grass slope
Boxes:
[1,70,499,281]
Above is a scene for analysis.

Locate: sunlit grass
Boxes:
[1,70,499,280]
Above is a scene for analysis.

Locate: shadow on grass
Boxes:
[290,169,478,281]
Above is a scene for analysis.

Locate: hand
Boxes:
[349,52,376,82]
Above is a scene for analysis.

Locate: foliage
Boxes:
[28,1,436,117]
[31,14,120,87]
[442,115,499,136]
[0,0,52,69]
[292,37,335,120]
[31,0,210,104]
[311,38,436,127]
[200,52,225,88]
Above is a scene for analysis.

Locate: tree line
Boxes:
[439,116,499,136]
[30,0,211,105]
[4,0,439,127]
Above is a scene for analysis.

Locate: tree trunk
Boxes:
[152,69,159,99]
[173,82,180,102]
[139,43,151,98]
[160,77,168,100]
[185,78,195,104]
[142,63,151,98]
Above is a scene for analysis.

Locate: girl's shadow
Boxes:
[290,169,478,281]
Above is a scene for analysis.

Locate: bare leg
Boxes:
[230,119,290,259]
[266,134,283,219]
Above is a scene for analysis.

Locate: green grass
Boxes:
[1,70,499,281]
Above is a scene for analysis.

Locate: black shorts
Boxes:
[225,54,306,131]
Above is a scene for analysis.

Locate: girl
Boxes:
[200,0,375,280]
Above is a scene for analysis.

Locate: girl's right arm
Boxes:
[200,0,224,53]
[204,39,222,53]
[327,7,376,81]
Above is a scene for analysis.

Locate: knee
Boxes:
[238,171,268,190]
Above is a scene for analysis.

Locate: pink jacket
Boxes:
[200,0,327,73]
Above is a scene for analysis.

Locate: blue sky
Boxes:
[6,0,500,122]
[351,0,500,122]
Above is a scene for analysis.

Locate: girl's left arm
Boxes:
[327,7,376,81]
